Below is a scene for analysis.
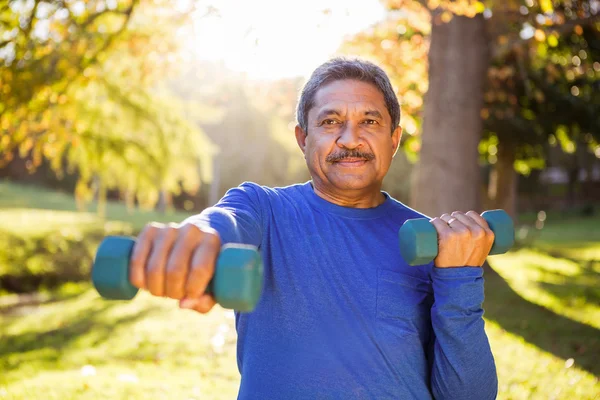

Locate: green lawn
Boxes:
[0,180,193,235]
[1,180,599,399]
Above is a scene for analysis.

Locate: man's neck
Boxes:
[311,181,385,209]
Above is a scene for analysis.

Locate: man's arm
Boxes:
[425,210,499,399]
[182,182,264,248]
[429,266,498,400]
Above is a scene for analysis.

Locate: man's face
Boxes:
[295,79,402,193]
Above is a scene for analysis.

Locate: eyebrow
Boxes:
[316,108,343,121]
[316,109,384,120]
[364,110,384,119]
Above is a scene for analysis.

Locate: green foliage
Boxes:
[483,20,600,172]
[0,227,107,294]
[0,0,214,211]
[0,0,138,115]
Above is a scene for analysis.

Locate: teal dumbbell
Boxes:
[398,209,514,266]
[91,236,263,312]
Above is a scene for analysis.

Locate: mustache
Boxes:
[326,149,375,163]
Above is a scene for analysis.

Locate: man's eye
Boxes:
[363,119,378,125]
[321,119,339,125]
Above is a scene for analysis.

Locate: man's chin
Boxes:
[329,175,376,191]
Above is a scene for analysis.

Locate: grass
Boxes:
[0,288,239,400]
[0,180,195,294]
[0,180,193,234]
[1,180,599,399]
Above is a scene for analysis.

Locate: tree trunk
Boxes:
[125,189,135,214]
[209,155,221,206]
[411,14,489,217]
[565,166,579,209]
[157,187,173,214]
[488,140,517,220]
[96,178,106,219]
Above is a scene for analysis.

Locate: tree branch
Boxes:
[21,0,41,39]
[80,1,138,70]
[49,0,139,104]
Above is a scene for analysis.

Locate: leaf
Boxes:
[441,11,453,23]
[474,1,485,14]
[539,0,553,14]
[547,34,558,47]
[534,29,546,42]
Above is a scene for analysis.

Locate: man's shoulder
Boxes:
[384,194,431,222]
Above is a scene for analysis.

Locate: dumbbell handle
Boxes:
[398,209,515,266]
[91,236,263,312]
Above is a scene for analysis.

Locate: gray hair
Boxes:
[296,57,400,134]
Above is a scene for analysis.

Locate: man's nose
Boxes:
[336,123,362,149]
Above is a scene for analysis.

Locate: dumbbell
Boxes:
[398,209,514,266]
[91,236,263,312]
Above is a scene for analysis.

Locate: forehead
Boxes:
[311,79,388,115]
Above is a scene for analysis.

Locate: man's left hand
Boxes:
[429,211,495,268]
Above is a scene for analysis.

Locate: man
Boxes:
[129,58,498,399]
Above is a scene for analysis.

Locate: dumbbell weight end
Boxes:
[91,236,263,312]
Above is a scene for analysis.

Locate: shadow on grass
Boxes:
[534,266,600,309]
[0,288,87,315]
[526,248,600,307]
[0,301,161,374]
[484,263,600,377]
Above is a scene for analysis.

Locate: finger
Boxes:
[465,211,493,232]
[164,225,202,299]
[451,211,485,239]
[185,233,221,298]
[439,212,469,236]
[164,237,190,300]
[146,224,179,297]
[129,223,162,289]
[466,210,495,244]
[439,213,459,227]
[439,213,452,223]
[430,217,453,237]
[180,294,216,314]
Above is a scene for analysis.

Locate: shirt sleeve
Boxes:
[181,182,264,248]
[428,265,498,400]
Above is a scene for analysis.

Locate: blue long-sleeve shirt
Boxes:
[183,181,497,399]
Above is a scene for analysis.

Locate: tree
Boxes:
[412,10,489,217]
[342,0,600,218]
[0,0,216,214]
[483,10,600,216]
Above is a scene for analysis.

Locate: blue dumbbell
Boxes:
[91,236,263,312]
[398,210,514,266]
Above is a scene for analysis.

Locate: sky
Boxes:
[185,0,386,79]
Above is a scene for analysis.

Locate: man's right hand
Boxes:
[129,222,221,314]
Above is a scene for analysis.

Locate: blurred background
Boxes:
[0,0,599,399]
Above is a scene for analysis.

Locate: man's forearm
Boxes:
[429,266,498,400]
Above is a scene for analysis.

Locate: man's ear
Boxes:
[392,126,402,158]
[295,124,307,156]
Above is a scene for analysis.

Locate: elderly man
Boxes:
[129,58,498,399]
